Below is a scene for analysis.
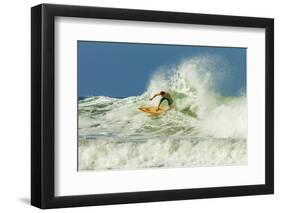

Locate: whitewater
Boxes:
[78,56,247,171]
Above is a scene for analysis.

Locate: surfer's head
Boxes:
[160,91,165,96]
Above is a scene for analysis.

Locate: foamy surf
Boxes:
[78,56,247,171]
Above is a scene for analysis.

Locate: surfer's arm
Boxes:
[149,93,160,101]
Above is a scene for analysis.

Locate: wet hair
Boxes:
[160,91,165,95]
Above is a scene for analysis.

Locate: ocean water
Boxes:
[78,56,247,171]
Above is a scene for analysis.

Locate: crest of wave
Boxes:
[147,55,222,115]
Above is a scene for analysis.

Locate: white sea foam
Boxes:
[79,137,246,170]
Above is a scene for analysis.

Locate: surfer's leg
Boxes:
[159,97,165,107]
[157,98,165,111]
[167,98,173,110]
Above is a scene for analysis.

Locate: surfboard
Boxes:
[139,106,166,116]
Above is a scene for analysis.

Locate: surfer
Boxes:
[149,91,173,111]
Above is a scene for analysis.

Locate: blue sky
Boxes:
[78,41,246,97]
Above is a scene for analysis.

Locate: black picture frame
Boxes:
[31,3,274,209]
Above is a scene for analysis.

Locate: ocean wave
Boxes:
[79,56,247,139]
[78,55,247,170]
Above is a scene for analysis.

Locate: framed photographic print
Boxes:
[31,3,274,209]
